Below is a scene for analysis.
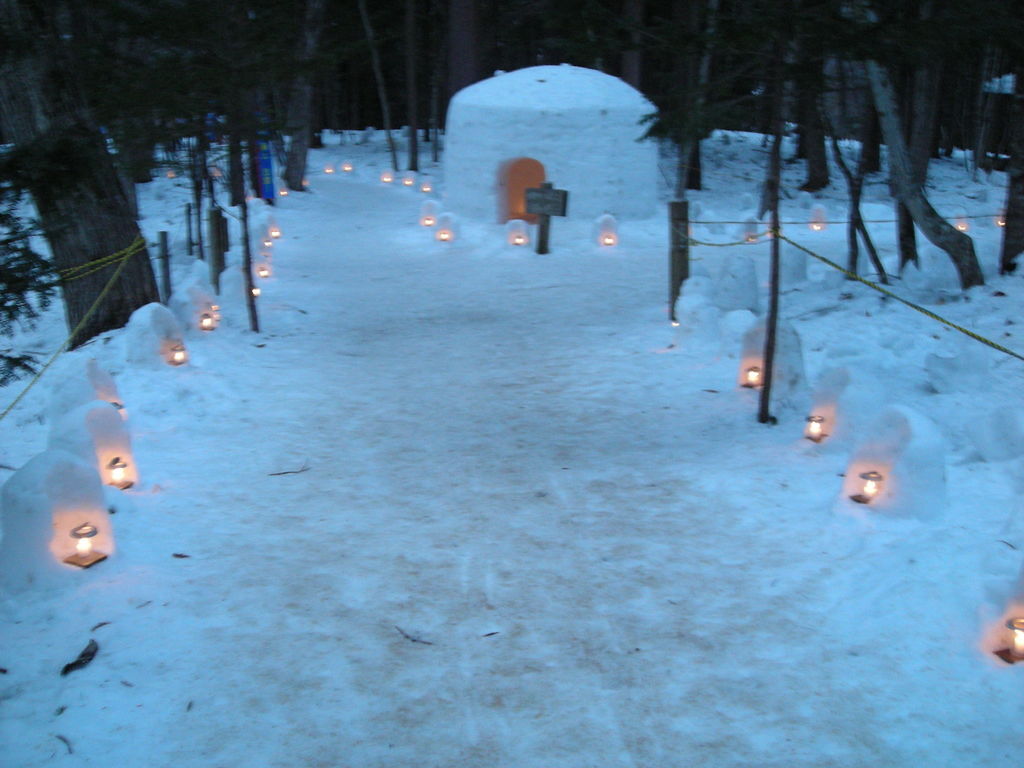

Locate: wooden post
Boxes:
[536,213,551,255]
[219,209,230,252]
[207,209,222,292]
[158,230,171,303]
[669,200,690,323]
[185,203,193,256]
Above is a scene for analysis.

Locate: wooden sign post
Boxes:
[525,181,568,255]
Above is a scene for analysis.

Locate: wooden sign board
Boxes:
[526,184,568,218]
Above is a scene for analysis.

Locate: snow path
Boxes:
[4,171,1021,767]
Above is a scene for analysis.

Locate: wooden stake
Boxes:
[669,200,690,322]
[158,230,171,303]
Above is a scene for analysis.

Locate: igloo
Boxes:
[443,65,659,223]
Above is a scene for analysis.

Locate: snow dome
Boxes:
[443,64,659,223]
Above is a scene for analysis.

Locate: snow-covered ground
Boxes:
[2,130,1023,767]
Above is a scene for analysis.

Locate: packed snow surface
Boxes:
[1,130,1023,767]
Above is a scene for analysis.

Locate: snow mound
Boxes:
[125,302,187,367]
[737,320,806,409]
[47,400,139,490]
[837,404,946,519]
[970,406,1024,462]
[47,358,124,423]
[713,254,759,313]
[0,450,114,593]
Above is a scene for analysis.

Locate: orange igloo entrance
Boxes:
[498,157,545,224]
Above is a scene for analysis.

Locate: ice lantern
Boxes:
[596,214,618,247]
[420,200,440,227]
[805,415,826,442]
[380,169,395,184]
[1004,618,1024,661]
[506,219,529,246]
[48,358,125,423]
[435,213,457,243]
[65,522,107,568]
[0,451,116,591]
[420,178,433,193]
[167,342,188,366]
[401,171,417,188]
[850,471,884,504]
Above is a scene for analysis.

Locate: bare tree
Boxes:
[358,0,399,172]
[1000,66,1024,274]
[865,59,984,289]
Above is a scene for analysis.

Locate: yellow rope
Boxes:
[778,233,1024,364]
[58,236,146,278]
[1,240,142,425]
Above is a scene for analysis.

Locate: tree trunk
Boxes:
[405,0,419,172]
[447,0,480,98]
[1000,67,1024,274]
[861,100,881,173]
[359,0,399,172]
[673,0,717,200]
[621,0,644,89]
[283,0,327,191]
[0,0,159,349]
[799,70,829,191]
[865,59,984,289]
[758,44,784,426]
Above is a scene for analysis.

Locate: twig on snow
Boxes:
[55,735,73,754]
[60,640,98,676]
[394,625,434,645]
[268,463,311,477]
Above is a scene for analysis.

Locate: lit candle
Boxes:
[341,161,354,173]
[742,366,761,388]
[421,215,436,227]
[200,313,215,331]
[279,189,288,197]
[955,218,969,232]
[436,229,452,242]
[805,415,826,442]
[166,170,176,179]
[262,238,272,248]
[107,456,131,489]
[1007,617,1024,659]
[402,173,416,187]
[72,523,96,555]
[257,264,271,278]
[324,165,334,174]
[851,470,884,504]
[511,233,527,246]
[251,286,261,297]
[211,304,221,321]
[269,227,281,239]
[996,212,1006,228]
[380,170,394,184]
[420,181,433,193]
[170,344,187,366]
[302,178,310,187]
[601,233,618,247]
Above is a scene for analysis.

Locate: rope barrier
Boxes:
[0,238,144,425]
[58,236,146,278]
[687,213,1003,226]
[683,230,1024,365]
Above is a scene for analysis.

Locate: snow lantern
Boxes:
[420,177,434,194]
[48,358,125,423]
[269,225,281,239]
[302,178,310,187]
[596,214,618,247]
[804,367,851,445]
[0,451,116,589]
[506,219,530,246]
[996,210,1006,228]
[251,286,261,298]
[809,204,827,232]
[279,189,289,197]
[736,321,806,408]
[435,213,457,243]
[324,164,335,174]
[954,208,969,232]
[125,302,189,368]
[401,171,417,188]
[341,160,354,173]
[838,405,946,519]
[169,261,219,334]
[257,262,272,279]
[443,65,658,224]
[420,200,440,227]
[262,236,273,248]
[49,400,139,490]
[380,169,395,184]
